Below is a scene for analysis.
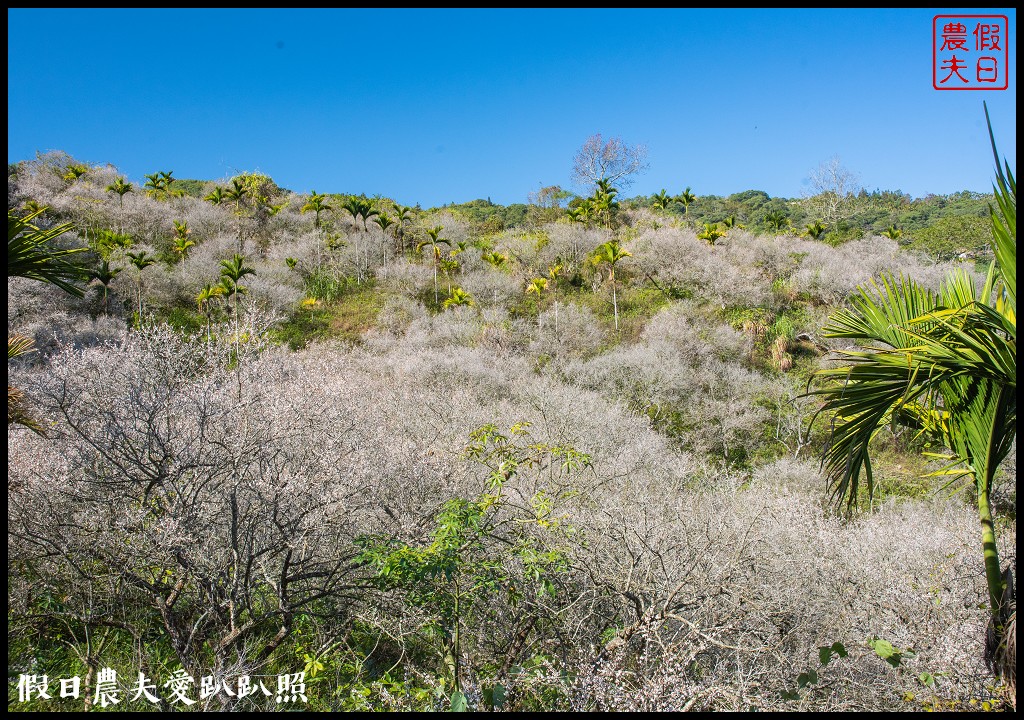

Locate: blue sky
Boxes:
[7,8,1017,207]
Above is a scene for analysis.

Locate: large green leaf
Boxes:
[8,209,90,297]
[806,105,1016,632]
[986,102,1015,310]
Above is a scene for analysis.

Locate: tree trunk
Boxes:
[979,483,1004,623]
[611,269,619,332]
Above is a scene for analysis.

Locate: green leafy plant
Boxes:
[764,209,790,233]
[204,186,226,206]
[8,209,91,434]
[804,220,828,240]
[781,641,849,701]
[304,267,354,303]
[450,690,468,712]
[805,104,1016,677]
[62,163,89,182]
[8,335,44,434]
[697,222,725,245]
[567,199,594,226]
[91,228,133,259]
[863,636,954,708]
[481,251,508,270]
[526,277,548,298]
[355,423,588,706]
[443,286,474,310]
[881,224,903,240]
[867,636,915,668]
[8,209,90,297]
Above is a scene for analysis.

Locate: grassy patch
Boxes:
[576,284,671,342]
[328,281,387,341]
[306,267,360,303]
[718,303,824,374]
[272,306,334,350]
[159,305,206,335]
[273,280,387,349]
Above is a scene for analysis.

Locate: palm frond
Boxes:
[8,210,90,297]
[986,102,1016,309]
[940,266,980,309]
[807,261,1016,511]
[8,334,35,360]
[8,335,44,434]
[823,273,940,349]
[8,383,45,435]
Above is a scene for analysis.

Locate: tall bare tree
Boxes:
[805,156,860,226]
[571,133,649,192]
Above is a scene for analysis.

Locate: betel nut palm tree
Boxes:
[196,282,225,343]
[172,220,195,260]
[392,204,415,254]
[125,250,156,320]
[806,104,1015,696]
[676,186,696,216]
[218,253,256,316]
[592,178,619,228]
[418,226,451,306]
[224,179,249,254]
[106,177,134,234]
[443,287,474,311]
[106,176,133,210]
[592,240,632,332]
[651,189,671,212]
[301,190,333,231]
[374,213,396,276]
[805,221,828,240]
[204,186,226,206]
[90,259,121,313]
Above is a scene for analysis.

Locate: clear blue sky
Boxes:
[7,8,1017,207]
